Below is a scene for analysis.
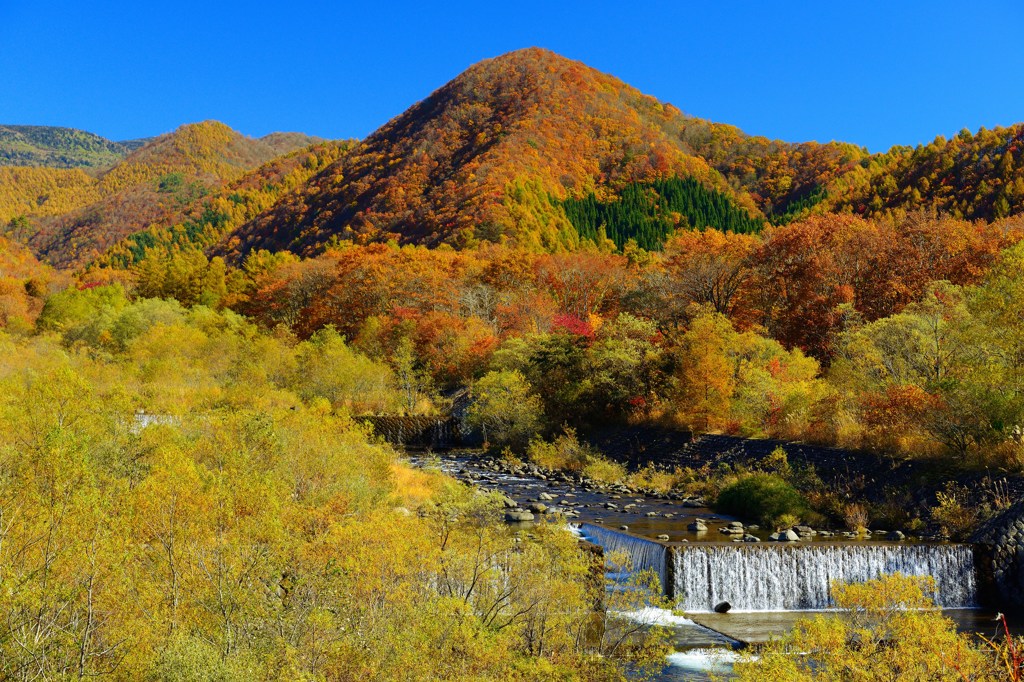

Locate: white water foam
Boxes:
[617,607,698,627]
[665,647,744,672]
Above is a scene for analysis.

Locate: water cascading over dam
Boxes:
[577,523,669,591]
[576,525,977,612]
[673,543,977,612]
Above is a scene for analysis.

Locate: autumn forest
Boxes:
[3,47,1024,680]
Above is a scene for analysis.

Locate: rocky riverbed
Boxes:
[412,451,924,545]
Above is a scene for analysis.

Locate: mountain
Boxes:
[119,137,155,152]
[223,48,765,259]
[675,119,1024,225]
[0,125,130,169]
[229,48,1024,259]
[3,121,321,267]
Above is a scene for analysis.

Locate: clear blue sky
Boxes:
[2,1,1022,152]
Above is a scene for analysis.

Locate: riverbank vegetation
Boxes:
[177,210,1024,474]
[6,208,1024,538]
[734,574,1024,681]
[0,301,671,680]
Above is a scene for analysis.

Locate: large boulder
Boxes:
[770,529,800,542]
[505,510,535,522]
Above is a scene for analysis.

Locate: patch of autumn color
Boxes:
[389,462,443,506]
[552,313,595,338]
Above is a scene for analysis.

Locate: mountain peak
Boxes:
[225,49,743,258]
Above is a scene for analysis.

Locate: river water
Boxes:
[410,452,987,680]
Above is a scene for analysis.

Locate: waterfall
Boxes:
[673,543,977,612]
[577,523,669,591]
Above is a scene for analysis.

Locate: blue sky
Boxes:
[1,1,1022,152]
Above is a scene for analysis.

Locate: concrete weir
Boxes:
[672,542,977,612]
[576,523,979,613]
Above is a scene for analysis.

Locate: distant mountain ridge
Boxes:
[0,125,131,169]
[1,121,323,267]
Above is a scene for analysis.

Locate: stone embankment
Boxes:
[973,500,1024,612]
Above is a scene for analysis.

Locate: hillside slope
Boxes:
[825,124,1024,221]
[98,139,354,268]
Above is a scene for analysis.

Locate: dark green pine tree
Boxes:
[562,176,763,250]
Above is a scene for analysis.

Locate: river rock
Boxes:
[887,530,906,541]
[527,502,548,514]
[657,534,671,541]
[688,520,708,532]
[505,510,535,522]
[538,492,554,501]
[714,601,732,613]
[619,525,629,531]
[743,535,761,542]
[499,495,517,509]
[771,529,800,542]
[795,525,816,536]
